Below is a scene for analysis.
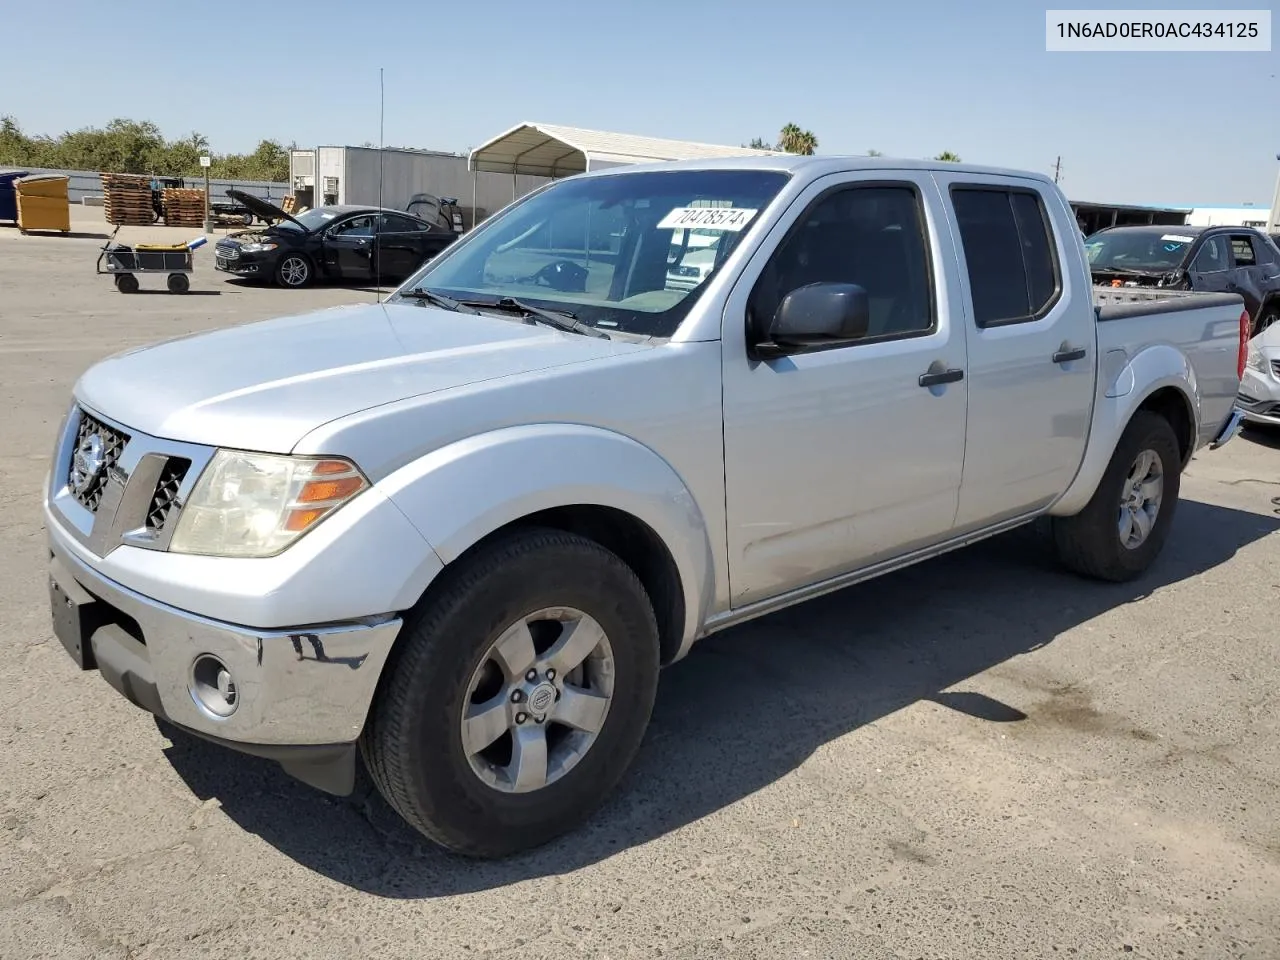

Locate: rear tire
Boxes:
[166,273,189,294]
[1052,411,1181,582]
[361,527,660,858]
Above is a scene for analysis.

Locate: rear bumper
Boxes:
[47,541,402,794]
[1209,405,1244,448]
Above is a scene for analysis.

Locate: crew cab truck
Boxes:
[43,157,1249,859]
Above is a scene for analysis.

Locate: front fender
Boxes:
[374,423,716,654]
[1050,343,1198,517]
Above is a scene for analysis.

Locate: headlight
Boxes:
[169,451,368,558]
[1247,343,1265,372]
[239,242,278,253]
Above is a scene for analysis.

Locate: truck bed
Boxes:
[1092,285,1243,450]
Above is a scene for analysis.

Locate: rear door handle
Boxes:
[1053,347,1087,363]
[918,368,964,387]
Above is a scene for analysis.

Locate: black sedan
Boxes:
[213,192,458,289]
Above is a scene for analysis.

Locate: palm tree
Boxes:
[778,123,818,155]
[934,151,962,162]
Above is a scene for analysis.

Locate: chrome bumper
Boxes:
[48,537,402,752]
[1209,406,1244,449]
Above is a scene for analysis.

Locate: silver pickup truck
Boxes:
[44,157,1249,858]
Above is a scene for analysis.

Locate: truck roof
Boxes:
[572,154,1059,186]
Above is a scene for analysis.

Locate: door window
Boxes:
[747,184,935,344]
[1229,235,1258,267]
[950,187,1061,327]
[1191,236,1228,272]
[379,213,426,234]
[331,215,375,237]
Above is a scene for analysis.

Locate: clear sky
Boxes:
[3,0,1277,207]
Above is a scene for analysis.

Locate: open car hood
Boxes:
[225,189,305,230]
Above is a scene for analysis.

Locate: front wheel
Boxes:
[1052,410,1182,582]
[361,528,660,858]
[275,254,312,288]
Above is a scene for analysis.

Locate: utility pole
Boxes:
[1053,156,1062,184]
[1267,152,1280,234]
[200,154,212,232]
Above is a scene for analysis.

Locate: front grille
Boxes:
[1271,359,1280,378]
[215,242,239,260]
[69,411,129,513]
[146,458,190,534]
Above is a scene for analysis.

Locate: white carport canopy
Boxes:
[468,122,781,178]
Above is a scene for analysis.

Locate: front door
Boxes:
[937,174,1097,530]
[323,214,377,281]
[1186,233,1233,294]
[721,174,968,607]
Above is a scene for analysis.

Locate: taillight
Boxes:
[1238,309,1250,380]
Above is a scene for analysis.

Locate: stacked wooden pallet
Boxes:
[162,188,205,227]
[280,195,297,214]
[101,174,153,226]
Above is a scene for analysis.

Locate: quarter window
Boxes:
[748,184,935,345]
[951,187,1061,327]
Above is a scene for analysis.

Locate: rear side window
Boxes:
[1229,235,1257,267]
[951,186,1061,327]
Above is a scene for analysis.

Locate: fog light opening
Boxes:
[190,654,239,718]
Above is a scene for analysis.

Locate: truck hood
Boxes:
[75,302,652,453]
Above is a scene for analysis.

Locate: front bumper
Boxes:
[47,539,402,794]
[1237,366,1280,426]
[213,248,272,276]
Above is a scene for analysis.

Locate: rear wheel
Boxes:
[1052,411,1181,582]
[166,273,189,294]
[361,528,660,858]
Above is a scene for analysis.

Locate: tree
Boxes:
[744,136,774,150]
[934,151,962,162]
[867,149,884,157]
[778,123,818,155]
[0,116,289,181]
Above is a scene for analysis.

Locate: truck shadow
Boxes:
[157,497,1278,896]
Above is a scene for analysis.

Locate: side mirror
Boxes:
[767,282,870,351]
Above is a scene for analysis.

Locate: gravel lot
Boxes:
[2,216,1280,959]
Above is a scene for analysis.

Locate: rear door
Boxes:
[720,172,969,606]
[1226,232,1272,321]
[936,174,1097,530]
[375,214,426,281]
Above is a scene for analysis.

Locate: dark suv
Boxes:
[1086,224,1280,336]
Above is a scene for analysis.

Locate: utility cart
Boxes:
[96,227,206,294]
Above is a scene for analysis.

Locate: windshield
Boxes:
[1084,229,1197,272]
[276,207,341,232]
[393,169,790,337]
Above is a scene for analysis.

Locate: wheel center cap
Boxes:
[527,682,556,716]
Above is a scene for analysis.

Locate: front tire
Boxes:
[275,253,312,288]
[361,528,660,858]
[1052,411,1182,582]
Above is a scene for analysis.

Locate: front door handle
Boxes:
[918,368,964,387]
[1053,347,1087,363]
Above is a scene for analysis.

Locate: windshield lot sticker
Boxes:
[1161,235,1194,243]
[658,207,758,231]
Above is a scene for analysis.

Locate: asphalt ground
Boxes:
[2,214,1280,959]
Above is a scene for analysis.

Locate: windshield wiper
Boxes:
[399,287,482,313]
[467,296,609,339]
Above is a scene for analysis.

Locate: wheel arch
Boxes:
[377,424,717,666]
[1051,358,1199,518]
